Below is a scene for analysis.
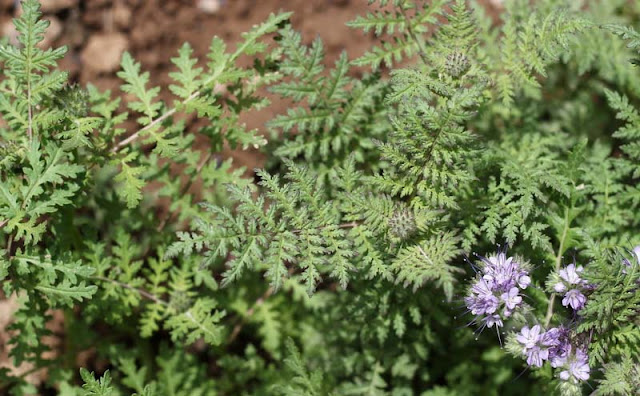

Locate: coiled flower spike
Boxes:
[464,250,530,331]
[515,324,590,382]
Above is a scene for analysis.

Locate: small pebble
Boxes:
[39,0,78,13]
[113,2,132,29]
[197,0,222,14]
[81,33,128,73]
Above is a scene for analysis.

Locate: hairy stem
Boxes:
[92,275,168,306]
[156,152,215,232]
[111,61,231,154]
[544,207,570,327]
[227,286,274,345]
[27,87,32,143]
[399,3,430,66]
[26,23,33,143]
[292,221,359,235]
[110,106,177,154]
[6,234,14,257]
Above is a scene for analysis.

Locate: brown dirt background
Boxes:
[0,0,502,388]
[1,0,396,171]
[0,0,502,169]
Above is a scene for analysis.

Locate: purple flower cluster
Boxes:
[517,325,569,368]
[516,325,590,382]
[465,252,530,328]
[461,249,594,385]
[553,264,588,311]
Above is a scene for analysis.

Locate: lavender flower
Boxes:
[526,346,549,367]
[541,326,571,368]
[517,274,531,289]
[559,263,584,285]
[482,314,503,328]
[562,289,587,311]
[553,282,566,293]
[481,253,529,292]
[500,287,522,310]
[465,278,499,315]
[465,252,529,328]
[517,325,542,349]
[516,325,552,367]
[553,263,589,312]
[516,325,576,370]
[558,348,590,383]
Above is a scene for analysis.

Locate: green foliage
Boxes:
[490,0,590,106]
[605,88,640,177]
[0,140,82,244]
[168,160,359,294]
[109,11,290,208]
[2,0,640,395]
[369,0,493,214]
[80,369,114,396]
[594,353,640,396]
[348,0,448,70]
[391,232,462,301]
[0,0,67,139]
[271,339,331,396]
[579,248,640,365]
[267,25,389,183]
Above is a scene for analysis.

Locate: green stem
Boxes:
[544,206,570,327]
[91,275,168,306]
[155,152,214,232]
[398,3,429,66]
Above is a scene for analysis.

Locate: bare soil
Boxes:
[1,0,388,170]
